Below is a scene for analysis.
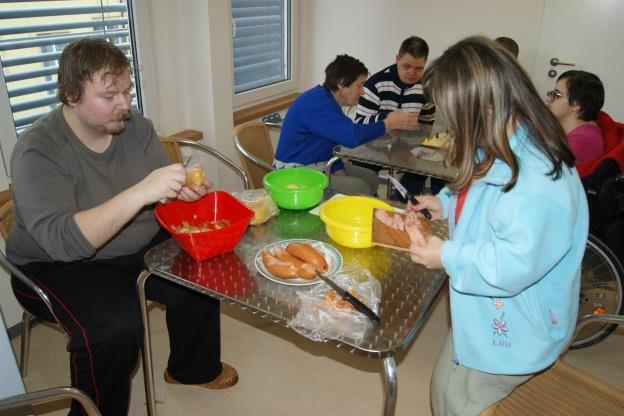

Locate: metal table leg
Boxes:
[137,270,157,416]
[382,356,398,416]
[385,169,396,200]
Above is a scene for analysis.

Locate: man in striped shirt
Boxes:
[355,35,435,125]
[355,36,445,196]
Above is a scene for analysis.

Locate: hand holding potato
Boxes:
[179,164,212,202]
[137,164,186,205]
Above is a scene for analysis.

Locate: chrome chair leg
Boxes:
[20,310,32,377]
[137,269,157,416]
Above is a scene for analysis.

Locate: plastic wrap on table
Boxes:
[232,188,279,225]
[287,267,381,344]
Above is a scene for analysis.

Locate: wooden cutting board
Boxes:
[371,208,411,251]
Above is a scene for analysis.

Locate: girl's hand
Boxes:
[407,194,443,220]
[407,235,445,269]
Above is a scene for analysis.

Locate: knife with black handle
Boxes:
[407,195,432,220]
[384,174,432,220]
[315,270,381,326]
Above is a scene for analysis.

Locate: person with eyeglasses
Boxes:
[547,70,605,163]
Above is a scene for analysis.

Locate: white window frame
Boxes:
[0,0,158,180]
[232,0,298,109]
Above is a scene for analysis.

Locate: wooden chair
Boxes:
[233,121,275,189]
[481,314,624,416]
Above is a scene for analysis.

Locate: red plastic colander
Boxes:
[154,191,254,261]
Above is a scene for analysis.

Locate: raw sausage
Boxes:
[273,246,316,279]
[262,249,298,279]
[286,242,328,273]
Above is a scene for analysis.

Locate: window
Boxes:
[231,0,296,107]
[0,0,141,168]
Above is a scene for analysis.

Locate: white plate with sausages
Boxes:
[255,239,342,286]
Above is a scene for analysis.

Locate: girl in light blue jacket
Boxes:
[405,37,588,415]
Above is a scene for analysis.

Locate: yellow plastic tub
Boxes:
[319,196,393,248]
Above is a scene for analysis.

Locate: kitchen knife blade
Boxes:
[382,174,432,220]
[315,270,380,326]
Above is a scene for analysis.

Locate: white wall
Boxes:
[146,0,243,193]
[299,0,545,90]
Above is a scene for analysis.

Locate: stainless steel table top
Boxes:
[144,208,447,358]
[334,124,457,180]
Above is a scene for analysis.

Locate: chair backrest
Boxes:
[160,130,250,190]
[577,111,624,179]
[0,199,14,241]
[233,121,275,189]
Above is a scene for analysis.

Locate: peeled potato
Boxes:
[185,165,204,187]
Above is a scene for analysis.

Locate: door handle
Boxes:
[550,57,575,67]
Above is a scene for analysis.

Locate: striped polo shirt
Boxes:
[355,63,435,124]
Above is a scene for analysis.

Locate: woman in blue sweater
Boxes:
[405,37,588,415]
[274,54,418,194]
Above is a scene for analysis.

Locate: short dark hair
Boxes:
[57,37,130,105]
[557,70,605,121]
[398,36,429,59]
[323,54,368,92]
[495,37,519,58]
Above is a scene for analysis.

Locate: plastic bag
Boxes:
[232,188,279,225]
[287,267,381,344]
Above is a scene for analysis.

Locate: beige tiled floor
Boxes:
[9,287,624,416]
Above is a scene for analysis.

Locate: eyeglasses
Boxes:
[546,89,569,103]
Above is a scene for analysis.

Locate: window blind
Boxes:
[0,1,140,135]
[232,0,290,94]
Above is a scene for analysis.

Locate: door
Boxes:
[531,0,624,120]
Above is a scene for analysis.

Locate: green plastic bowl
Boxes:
[263,167,329,210]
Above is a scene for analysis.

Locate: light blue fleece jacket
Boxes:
[437,126,588,375]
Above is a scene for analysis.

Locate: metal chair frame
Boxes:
[169,138,250,190]
[0,249,66,377]
[233,120,276,189]
[0,386,101,415]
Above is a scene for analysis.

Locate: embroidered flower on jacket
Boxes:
[492,313,509,337]
[492,298,504,309]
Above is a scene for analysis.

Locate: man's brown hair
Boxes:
[57,37,130,105]
[398,36,429,59]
